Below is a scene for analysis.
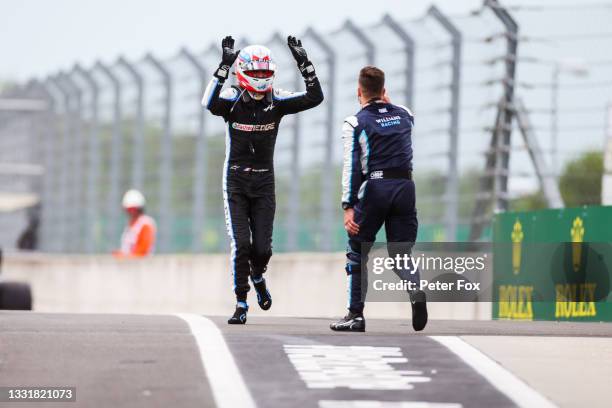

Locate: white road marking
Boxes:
[430,336,557,408]
[319,402,461,408]
[284,345,431,390]
[177,314,256,408]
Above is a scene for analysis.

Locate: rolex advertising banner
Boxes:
[493,206,612,321]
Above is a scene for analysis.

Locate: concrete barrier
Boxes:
[3,253,491,320]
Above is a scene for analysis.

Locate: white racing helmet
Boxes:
[122,189,146,209]
[235,45,276,93]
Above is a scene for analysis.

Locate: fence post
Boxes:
[95,62,123,251]
[29,80,56,252]
[304,27,336,251]
[179,47,208,253]
[342,20,376,65]
[469,0,519,240]
[427,5,462,241]
[380,14,416,107]
[62,73,84,252]
[116,57,145,191]
[487,0,518,213]
[48,73,79,252]
[43,77,64,252]
[144,53,173,252]
[267,32,302,251]
[201,42,229,251]
[289,36,303,252]
[74,64,101,252]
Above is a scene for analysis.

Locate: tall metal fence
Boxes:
[1,0,610,253]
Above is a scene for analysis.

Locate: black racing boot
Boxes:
[228,303,248,325]
[410,290,428,331]
[330,311,366,332]
[251,275,272,311]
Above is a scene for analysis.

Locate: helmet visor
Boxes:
[241,60,276,72]
[244,69,274,79]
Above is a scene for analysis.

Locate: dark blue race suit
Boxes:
[341,101,418,314]
[203,73,323,303]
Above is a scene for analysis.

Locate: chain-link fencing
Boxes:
[1,0,610,253]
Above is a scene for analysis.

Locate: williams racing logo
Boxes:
[376,116,401,128]
[232,122,275,132]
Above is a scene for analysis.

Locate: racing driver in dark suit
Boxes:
[203,35,323,324]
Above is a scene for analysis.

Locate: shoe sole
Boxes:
[330,323,366,332]
[331,327,365,332]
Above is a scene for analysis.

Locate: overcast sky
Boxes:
[1,0,486,81]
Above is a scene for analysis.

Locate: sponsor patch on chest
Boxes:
[232,122,275,132]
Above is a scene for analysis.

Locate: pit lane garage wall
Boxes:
[2,252,490,320]
[493,206,612,321]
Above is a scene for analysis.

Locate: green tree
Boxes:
[559,150,603,206]
[510,191,547,212]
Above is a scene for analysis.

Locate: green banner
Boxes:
[493,206,612,321]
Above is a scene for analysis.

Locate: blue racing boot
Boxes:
[228,302,248,325]
[251,275,272,311]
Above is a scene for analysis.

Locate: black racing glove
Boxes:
[287,36,316,80]
[215,36,240,81]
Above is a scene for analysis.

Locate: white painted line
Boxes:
[430,336,557,408]
[177,314,256,408]
[285,345,431,390]
[319,401,462,408]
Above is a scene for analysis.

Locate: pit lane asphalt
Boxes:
[1,312,611,408]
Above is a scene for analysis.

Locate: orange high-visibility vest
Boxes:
[119,214,156,257]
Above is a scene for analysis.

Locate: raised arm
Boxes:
[202,78,240,118]
[202,36,241,118]
[275,36,324,115]
[341,116,363,209]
